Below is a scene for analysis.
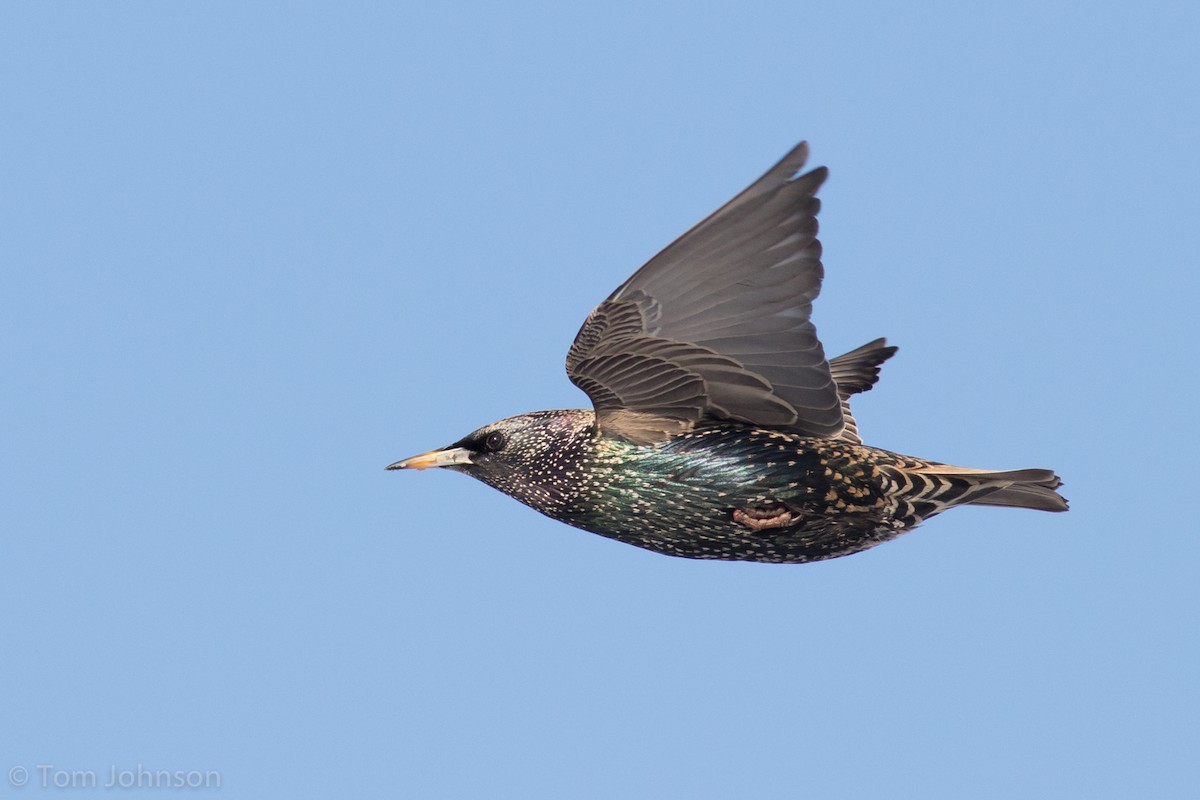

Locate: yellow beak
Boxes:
[386,446,474,471]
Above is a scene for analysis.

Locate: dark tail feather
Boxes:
[915,466,1069,513]
[966,470,1069,512]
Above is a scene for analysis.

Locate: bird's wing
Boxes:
[566,142,842,444]
[826,338,898,445]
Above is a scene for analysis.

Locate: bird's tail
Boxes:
[907,464,1069,514]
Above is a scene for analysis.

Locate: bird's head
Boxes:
[388,409,596,512]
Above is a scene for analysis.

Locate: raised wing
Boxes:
[567,142,843,443]
[826,338,898,444]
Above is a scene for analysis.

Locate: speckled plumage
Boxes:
[390,142,1067,563]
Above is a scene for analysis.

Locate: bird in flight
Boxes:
[389,143,1067,563]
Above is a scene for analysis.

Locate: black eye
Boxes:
[482,431,507,452]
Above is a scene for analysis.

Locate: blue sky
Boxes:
[2,2,1197,798]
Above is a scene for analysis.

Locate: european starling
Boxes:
[389,143,1067,564]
